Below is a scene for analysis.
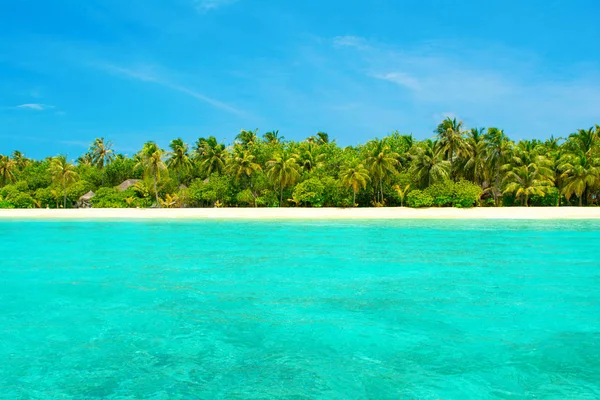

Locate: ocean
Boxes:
[1,219,599,399]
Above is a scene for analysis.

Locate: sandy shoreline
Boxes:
[0,207,600,220]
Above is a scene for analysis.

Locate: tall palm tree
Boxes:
[0,155,17,186]
[559,151,600,206]
[409,140,450,187]
[235,129,258,148]
[366,138,399,204]
[266,152,301,206]
[299,142,325,173]
[484,128,512,206]
[167,138,192,186]
[136,142,167,207]
[462,127,487,185]
[90,138,115,184]
[11,151,30,170]
[340,161,370,206]
[229,149,262,183]
[502,163,553,207]
[263,130,284,144]
[196,136,227,176]
[568,127,598,155]
[49,155,79,208]
[435,117,466,181]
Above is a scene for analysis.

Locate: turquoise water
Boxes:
[1,220,599,399]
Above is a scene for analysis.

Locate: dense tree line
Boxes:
[1,118,599,208]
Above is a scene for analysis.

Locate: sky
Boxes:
[1,0,599,158]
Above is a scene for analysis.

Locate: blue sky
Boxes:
[1,0,599,158]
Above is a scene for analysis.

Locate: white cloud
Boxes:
[96,62,249,117]
[16,103,54,111]
[333,36,369,50]
[192,0,238,13]
[372,72,421,91]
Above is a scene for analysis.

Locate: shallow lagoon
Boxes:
[1,220,599,399]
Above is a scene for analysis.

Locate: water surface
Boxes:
[1,219,599,399]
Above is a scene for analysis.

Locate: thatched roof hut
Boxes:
[80,191,95,201]
[77,191,95,208]
[117,179,140,192]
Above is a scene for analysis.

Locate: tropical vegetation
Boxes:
[1,119,599,209]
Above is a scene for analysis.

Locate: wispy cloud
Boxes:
[372,72,422,91]
[328,36,600,135]
[192,0,239,13]
[333,35,369,50]
[96,62,249,117]
[16,103,54,111]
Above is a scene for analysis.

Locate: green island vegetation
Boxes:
[1,118,599,209]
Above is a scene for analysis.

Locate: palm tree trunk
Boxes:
[280,182,283,206]
[579,195,583,207]
[63,183,67,209]
[353,189,356,206]
[154,175,160,208]
[379,177,383,204]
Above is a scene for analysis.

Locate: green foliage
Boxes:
[35,187,56,208]
[0,200,15,209]
[291,177,325,207]
[9,192,35,208]
[452,180,483,208]
[407,180,482,208]
[406,190,434,208]
[90,187,147,208]
[530,187,560,207]
[188,174,234,206]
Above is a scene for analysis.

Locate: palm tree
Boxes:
[462,128,487,185]
[340,162,370,206]
[392,184,411,207]
[196,136,227,176]
[266,152,301,206]
[11,150,30,170]
[229,149,262,206]
[167,138,192,186]
[435,117,466,181]
[263,130,284,144]
[299,142,325,173]
[235,129,258,148]
[49,155,79,208]
[484,128,512,206]
[0,155,17,185]
[90,138,115,184]
[559,151,600,206]
[568,127,598,155]
[502,163,553,207]
[136,142,167,207]
[366,138,399,204]
[409,140,450,187]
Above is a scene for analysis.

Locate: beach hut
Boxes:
[77,191,95,208]
[117,179,140,192]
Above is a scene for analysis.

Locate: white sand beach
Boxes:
[1,207,600,220]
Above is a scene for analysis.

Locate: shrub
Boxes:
[35,187,57,208]
[9,193,35,208]
[406,190,434,208]
[423,180,455,207]
[452,180,483,208]
[530,187,559,207]
[291,177,325,207]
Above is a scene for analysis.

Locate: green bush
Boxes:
[423,180,455,207]
[530,187,559,207]
[292,177,325,207]
[91,188,127,208]
[9,192,35,208]
[417,180,482,208]
[0,200,15,209]
[35,187,57,208]
[452,180,483,208]
[406,190,434,208]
